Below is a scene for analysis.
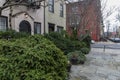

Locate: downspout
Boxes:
[43,1,46,34]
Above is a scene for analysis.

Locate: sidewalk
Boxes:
[96,40,114,44]
[69,48,120,80]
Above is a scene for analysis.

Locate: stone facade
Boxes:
[0,0,66,35]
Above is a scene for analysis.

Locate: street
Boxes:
[69,42,120,80]
[91,42,120,49]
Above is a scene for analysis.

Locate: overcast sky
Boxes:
[103,0,120,32]
[106,0,120,7]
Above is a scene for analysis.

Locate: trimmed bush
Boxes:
[80,34,91,48]
[0,35,67,80]
[0,30,30,40]
[67,51,86,65]
[80,47,90,54]
[44,32,86,55]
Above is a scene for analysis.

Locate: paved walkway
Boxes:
[69,48,120,80]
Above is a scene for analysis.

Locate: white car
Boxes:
[91,40,95,44]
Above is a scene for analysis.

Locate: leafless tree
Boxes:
[100,0,117,20]
[0,0,45,15]
[100,0,118,38]
[115,8,120,22]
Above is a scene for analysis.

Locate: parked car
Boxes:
[109,38,120,43]
[91,40,95,44]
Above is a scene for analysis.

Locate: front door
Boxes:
[19,20,31,34]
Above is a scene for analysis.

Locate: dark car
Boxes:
[109,38,120,43]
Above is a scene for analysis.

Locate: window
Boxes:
[34,22,41,34]
[48,0,54,12]
[48,23,55,33]
[0,16,7,31]
[57,26,63,33]
[69,14,80,27]
[72,6,78,13]
[60,4,64,17]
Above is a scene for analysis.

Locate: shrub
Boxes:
[79,34,91,48]
[44,32,86,55]
[0,35,67,80]
[0,29,30,40]
[67,51,86,65]
[44,32,74,54]
[80,47,90,54]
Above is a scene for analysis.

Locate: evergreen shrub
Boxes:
[44,32,84,54]
[80,47,90,54]
[0,35,67,80]
[0,30,30,40]
[67,51,86,64]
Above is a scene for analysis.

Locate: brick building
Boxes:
[66,0,103,41]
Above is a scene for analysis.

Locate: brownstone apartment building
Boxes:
[66,0,103,41]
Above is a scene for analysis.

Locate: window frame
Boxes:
[0,16,8,31]
[57,26,63,33]
[60,3,64,17]
[48,23,55,33]
[48,0,54,13]
[34,22,41,34]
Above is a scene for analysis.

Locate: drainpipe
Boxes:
[43,1,46,34]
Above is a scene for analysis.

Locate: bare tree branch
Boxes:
[0,0,45,15]
[101,0,117,20]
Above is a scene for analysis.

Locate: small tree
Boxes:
[115,8,120,22]
[100,0,117,20]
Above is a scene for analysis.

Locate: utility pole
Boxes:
[106,20,110,38]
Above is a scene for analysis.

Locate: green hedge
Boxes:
[0,30,30,40]
[0,35,67,80]
[80,47,90,54]
[44,32,87,55]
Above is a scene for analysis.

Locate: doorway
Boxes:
[19,20,31,34]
